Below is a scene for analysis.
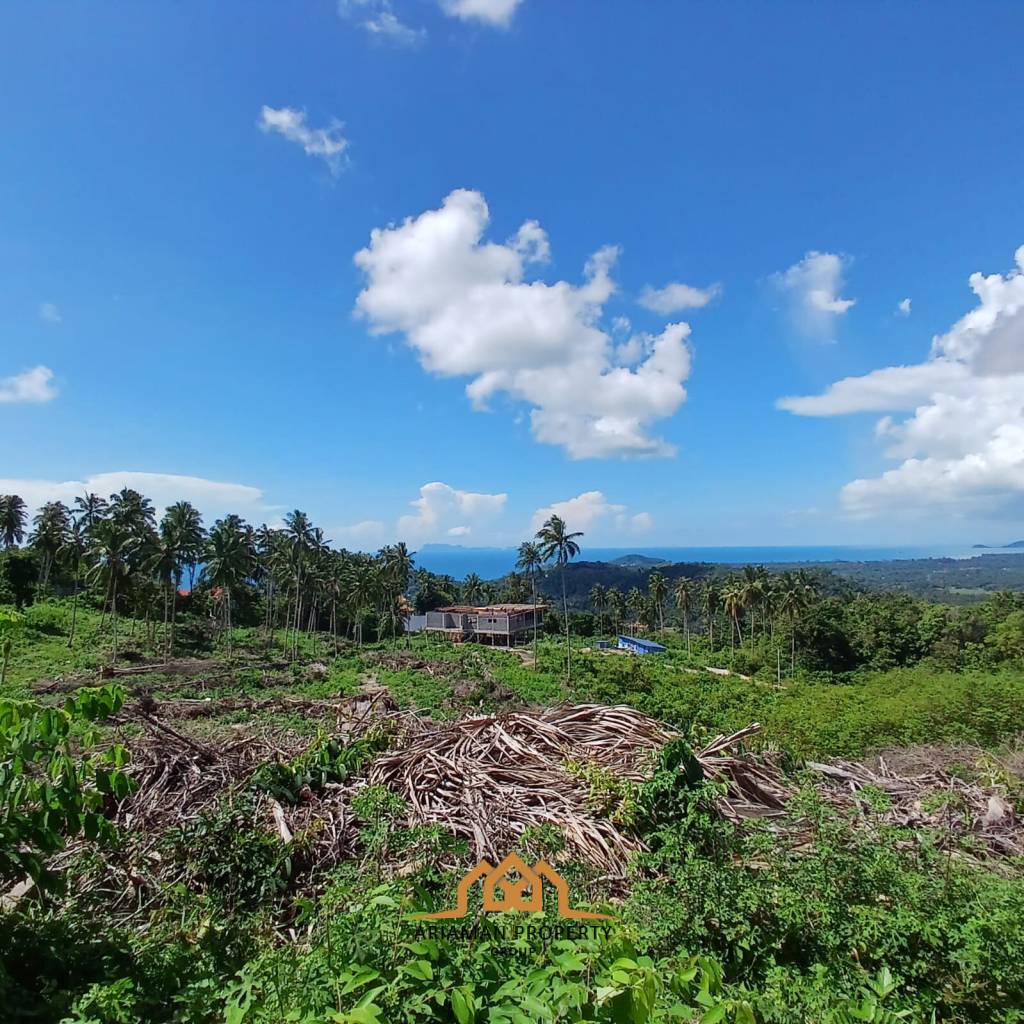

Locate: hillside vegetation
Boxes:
[2,490,1024,1023]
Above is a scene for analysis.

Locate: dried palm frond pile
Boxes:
[110,687,401,831]
[367,704,673,874]
[809,758,1022,858]
[45,691,1022,920]
[695,724,791,821]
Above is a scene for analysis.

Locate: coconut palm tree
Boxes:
[0,495,28,549]
[516,540,544,665]
[702,581,720,652]
[324,550,348,653]
[721,579,745,651]
[283,510,315,657]
[164,501,205,591]
[73,492,108,534]
[589,583,608,637]
[61,518,88,649]
[739,566,766,650]
[607,587,625,636]
[107,488,156,539]
[344,556,377,645]
[145,530,179,661]
[674,576,694,655]
[462,572,485,605]
[648,572,668,632]
[626,586,645,631]
[86,519,138,666]
[778,570,819,673]
[203,517,254,647]
[535,515,583,682]
[29,501,70,590]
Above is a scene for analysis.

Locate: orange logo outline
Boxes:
[410,852,613,921]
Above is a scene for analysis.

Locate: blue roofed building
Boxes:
[617,635,667,655]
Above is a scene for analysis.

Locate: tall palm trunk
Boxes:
[162,584,170,662]
[531,571,538,669]
[68,562,80,650]
[111,575,119,667]
[170,573,179,660]
[225,586,233,652]
[560,563,571,682]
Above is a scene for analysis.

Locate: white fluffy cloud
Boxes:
[0,471,268,523]
[439,0,522,27]
[354,190,694,459]
[0,365,58,404]
[397,481,507,540]
[898,298,912,316]
[331,519,388,548]
[779,245,1024,517]
[39,302,62,324]
[258,106,349,175]
[338,0,425,44]
[530,490,652,537]
[772,251,855,340]
[639,281,720,314]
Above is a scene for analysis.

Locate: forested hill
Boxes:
[535,559,716,607]
[534,552,1024,607]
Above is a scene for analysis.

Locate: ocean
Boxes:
[414,544,1023,580]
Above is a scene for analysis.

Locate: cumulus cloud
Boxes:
[354,190,694,459]
[772,251,855,340]
[0,471,268,523]
[639,281,720,314]
[0,365,58,404]
[338,0,425,45]
[779,244,1024,517]
[397,481,507,541]
[331,519,388,549]
[898,298,912,316]
[39,302,62,324]
[258,106,349,175]
[439,0,522,27]
[529,490,652,537]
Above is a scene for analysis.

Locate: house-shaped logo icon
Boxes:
[410,852,613,920]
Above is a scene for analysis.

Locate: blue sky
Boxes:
[2,1,1023,548]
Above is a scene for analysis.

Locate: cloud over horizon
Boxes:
[530,490,652,537]
[397,481,508,541]
[0,471,268,523]
[779,245,1024,518]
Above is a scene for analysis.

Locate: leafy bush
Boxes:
[21,601,74,638]
[0,685,131,888]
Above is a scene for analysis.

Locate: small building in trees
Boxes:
[412,604,546,646]
[617,634,666,655]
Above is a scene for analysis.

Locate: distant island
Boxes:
[609,553,669,567]
[972,540,1024,549]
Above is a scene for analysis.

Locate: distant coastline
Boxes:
[416,543,1024,580]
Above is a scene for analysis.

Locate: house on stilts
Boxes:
[405,604,547,647]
